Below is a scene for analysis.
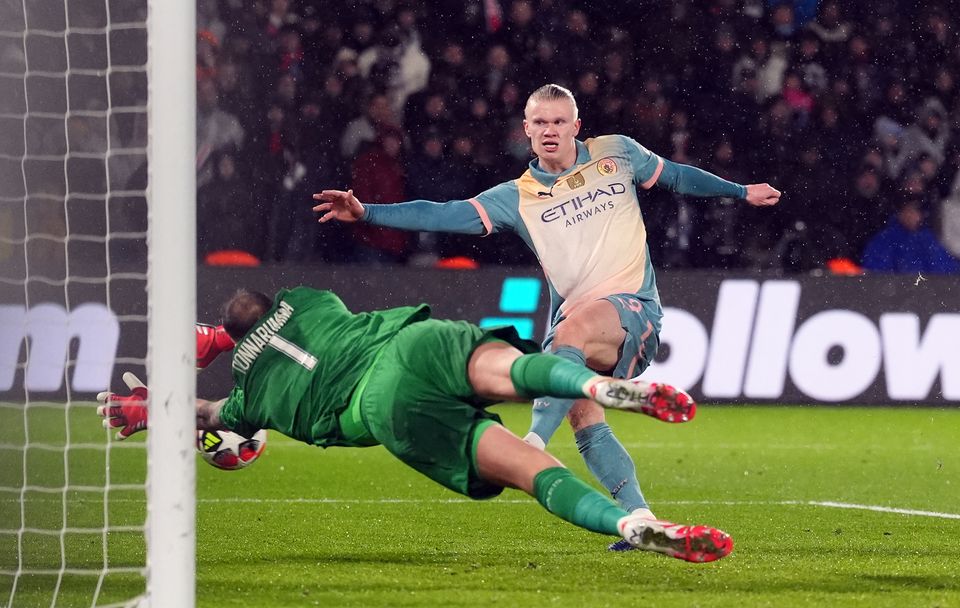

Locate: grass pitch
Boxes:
[2,404,959,607]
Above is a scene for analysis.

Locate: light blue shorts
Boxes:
[543,293,661,379]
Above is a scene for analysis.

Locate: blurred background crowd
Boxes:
[192,0,960,273]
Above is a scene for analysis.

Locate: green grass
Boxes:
[2,404,959,607]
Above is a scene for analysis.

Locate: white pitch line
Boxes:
[806,501,960,520]
[2,496,959,520]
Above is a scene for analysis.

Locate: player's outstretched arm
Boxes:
[312,189,365,223]
[97,371,230,437]
[196,398,228,431]
[97,372,149,440]
[313,189,489,235]
[744,183,781,207]
[196,323,235,369]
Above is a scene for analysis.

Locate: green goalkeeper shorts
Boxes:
[356,318,538,499]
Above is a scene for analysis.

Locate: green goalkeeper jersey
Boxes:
[218,287,429,446]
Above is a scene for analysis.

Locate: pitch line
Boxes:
[3,496,959,519]
[803,501,960,520]
[190,497,960,519]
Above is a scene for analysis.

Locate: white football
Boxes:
[197,429,267,470]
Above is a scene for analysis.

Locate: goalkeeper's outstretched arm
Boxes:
[97,374,230,439]
[196,398,228,431]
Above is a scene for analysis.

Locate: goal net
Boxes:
[0,0,195,606]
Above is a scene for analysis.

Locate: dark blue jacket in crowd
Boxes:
[862,216,960,274]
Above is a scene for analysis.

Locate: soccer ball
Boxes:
[197,429,267,470]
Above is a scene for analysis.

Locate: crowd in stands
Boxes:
[194,0,960,274]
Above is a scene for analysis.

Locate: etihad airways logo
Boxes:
[541,182,625,225]
[0,303,120,392]
[646,280,959,402]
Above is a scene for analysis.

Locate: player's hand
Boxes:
[744,183,781,207]
[311,189,365,223]
[196,323,235,369]
[96,372,149,440]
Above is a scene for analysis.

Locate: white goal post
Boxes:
[146,0,196,607]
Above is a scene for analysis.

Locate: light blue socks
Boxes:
[524,344,648,511]
[575,422,647,511]
[526,346,585,445]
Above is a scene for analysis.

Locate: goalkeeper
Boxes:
[98,286,731,563]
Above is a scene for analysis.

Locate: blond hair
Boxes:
[525,84,579,120]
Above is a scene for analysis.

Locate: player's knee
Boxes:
[566,400,605,431]
[552,316,589,348]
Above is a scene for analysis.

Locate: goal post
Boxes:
[146,0,196,607]
[0,0,196,604]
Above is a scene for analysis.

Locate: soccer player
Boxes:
[312,83,781,549]
[98,286,732,562]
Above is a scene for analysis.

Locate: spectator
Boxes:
[276,26,305,82]
[767,2,798,43]
[349,129,411,264]
[732,36,787,102]
[464,97,503,169]
[395,3,425,50]
[404,89,454,147]
[874,115,905,182]
[840,34,883,117]
[846,167,892,259]
[196,30,220,83]
[790,31,829,96]
[357,22,431,114]
[407,131,460,202]
[940,195,960,259]
[914,8,955,83]
[482,45,515,100]
[215,60,257,129]
[555,10,599,75]
[889,98,951,180]
[197,151,254,258]
[407,131,475,261]
[197,0,226,46]
[806,0,852,70]
[340,93,400,161]
[196,78,245,189]
[251,101,296,259]
[814,102,857,174]
[573,71,601,129]
[431,42,477,101]
[497,0,541,75]
[781,71,815,126]
[264,0,298,41]
[876,81,914,130]
[298,6,340,83]
[930,65,959,112]
[862,196,960,274]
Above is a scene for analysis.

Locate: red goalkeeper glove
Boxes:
[96,372,149,440]
[196,323,235,369]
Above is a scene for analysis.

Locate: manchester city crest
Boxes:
[597,158,618,175]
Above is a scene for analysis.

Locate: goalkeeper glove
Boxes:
[97,372,149,440]
[196,323,235,369]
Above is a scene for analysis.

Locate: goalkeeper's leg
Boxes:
[474,424,734,562]
[474,423,627,536]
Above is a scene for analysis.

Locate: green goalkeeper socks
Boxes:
[533,467,627,535]
[509,353,597,399]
